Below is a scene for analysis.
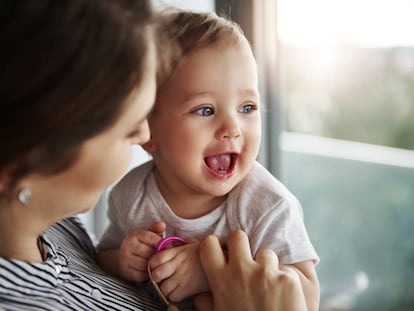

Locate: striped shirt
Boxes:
[0,217,164,310]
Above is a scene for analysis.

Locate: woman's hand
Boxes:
[194,230,307,311]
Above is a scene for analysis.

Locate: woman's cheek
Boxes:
[94,144,133,188]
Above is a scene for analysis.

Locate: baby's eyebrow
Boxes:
[238,88,259,98]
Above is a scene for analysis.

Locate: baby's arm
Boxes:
[280,260,320,311]
[149,240,210,302]
[97,222,165,281]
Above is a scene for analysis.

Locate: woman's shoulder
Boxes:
[0,216,164,310]
[46,216,96,259]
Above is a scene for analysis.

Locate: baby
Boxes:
[98,9,320,311]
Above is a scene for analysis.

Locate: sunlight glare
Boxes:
[278,0,414,47]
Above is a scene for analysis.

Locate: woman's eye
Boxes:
[193,106,215,116]
[239,103,256,113]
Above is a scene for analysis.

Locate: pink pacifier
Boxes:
[155,236,187,253]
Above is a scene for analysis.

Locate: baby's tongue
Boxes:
[205,154,231,172]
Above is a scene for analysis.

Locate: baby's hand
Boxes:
[118,222,165,282]
[149,240,210,302]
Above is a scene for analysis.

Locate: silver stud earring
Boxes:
[18,188,32,205]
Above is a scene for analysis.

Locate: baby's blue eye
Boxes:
[194,106,215,116]
[239,104,255,113]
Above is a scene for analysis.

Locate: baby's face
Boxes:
[149,40,261,202]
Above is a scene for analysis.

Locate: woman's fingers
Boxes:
[226,230,253,265]
[199,235,226,275]
[254,248,279,268]
[199,230,308,311]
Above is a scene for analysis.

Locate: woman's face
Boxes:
[20,53,156,221]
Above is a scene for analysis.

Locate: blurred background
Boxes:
[80,1,414,310]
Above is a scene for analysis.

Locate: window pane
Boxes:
[278,1,414,310]
[281,133,414,310]
[278,0,414,150]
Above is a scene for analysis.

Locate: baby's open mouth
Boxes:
[204,153,238,175]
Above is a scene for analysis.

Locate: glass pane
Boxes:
[281,137,414,310]
[277,1,414,310]
[278,0,414,150]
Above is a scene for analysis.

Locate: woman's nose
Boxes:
[133,119,151,145]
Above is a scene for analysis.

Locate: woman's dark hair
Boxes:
[0,0,154,197]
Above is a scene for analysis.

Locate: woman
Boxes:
[0,0,306,310]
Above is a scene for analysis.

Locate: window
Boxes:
[278,0,414,150]
[277,1,414,310]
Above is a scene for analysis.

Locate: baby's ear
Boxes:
[141,136,157,153]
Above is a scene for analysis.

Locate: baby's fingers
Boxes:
[118,254,150,281]
[194,292,214,311]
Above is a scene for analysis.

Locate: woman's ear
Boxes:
[141,135,157,153]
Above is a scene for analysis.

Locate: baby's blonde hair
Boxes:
[156,9,248,85]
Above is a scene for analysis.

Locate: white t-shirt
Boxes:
[99,160,319,265]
